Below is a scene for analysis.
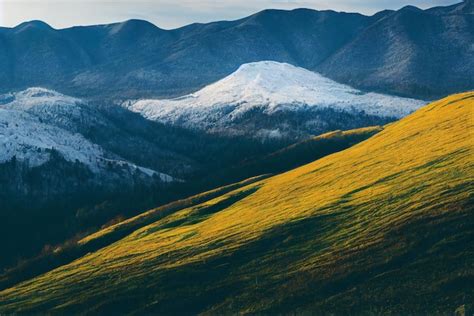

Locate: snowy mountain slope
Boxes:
[0,108,102,169]
[0,88,200,177]
[0,108,173,182]
[0,87,81,111]
[124,61,426,138]
[0,87,108,133]
[0,88,174,182]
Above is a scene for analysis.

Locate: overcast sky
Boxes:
[0,0,462,29]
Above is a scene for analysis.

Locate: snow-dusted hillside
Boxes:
[0,88,174,182]
[0,87,108,133]
[0,87,81,111]
[1,108,101,169]
[124,61,426,138]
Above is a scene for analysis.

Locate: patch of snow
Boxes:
[0,87,88,131]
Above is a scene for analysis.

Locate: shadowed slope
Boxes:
[318,2,474,98]
[0,92,472,314]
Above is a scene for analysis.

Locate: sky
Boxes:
[0,0,462,29]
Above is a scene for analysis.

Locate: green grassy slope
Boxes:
[0,92,473,314]
[0,126,380,291]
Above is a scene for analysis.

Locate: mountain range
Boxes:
[1,92,471,314]
[0,71,422,264]
[0,1,472,99]
[0,87,282,270]
[0,1,473,313]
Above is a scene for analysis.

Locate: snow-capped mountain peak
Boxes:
[123,61,426,138]
[202,61,378,112]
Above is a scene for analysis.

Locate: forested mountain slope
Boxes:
[0,1,472,99]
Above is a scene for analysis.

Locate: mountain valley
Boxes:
[0,1,473,314]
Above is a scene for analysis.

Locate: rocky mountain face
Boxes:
[0,1,472,99]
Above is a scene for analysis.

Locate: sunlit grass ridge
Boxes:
[0,92,473,314]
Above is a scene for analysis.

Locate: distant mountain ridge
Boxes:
[0,1,472,99]
[318,0,474,98]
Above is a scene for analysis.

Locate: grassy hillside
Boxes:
[0,175,270,291]
[0,92,473,314]
[0,125,380,290]
[0,126,379,291]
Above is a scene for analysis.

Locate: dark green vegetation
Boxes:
[1,93,472,314]
[205,126,383,186]
[0,1,472,99]
[0,125,379,288]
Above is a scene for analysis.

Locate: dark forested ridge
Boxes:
[0,105,283,272]
[0,1,472,99]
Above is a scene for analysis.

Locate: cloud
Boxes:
[0,0,462,29]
